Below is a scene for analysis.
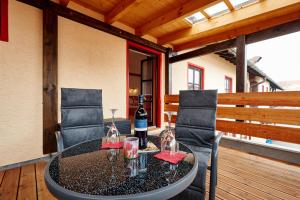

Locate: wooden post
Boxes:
[43,7,58,154]
[165,48,171,95]
[236,35,247,92]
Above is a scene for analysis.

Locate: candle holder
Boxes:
[124,137,139,159]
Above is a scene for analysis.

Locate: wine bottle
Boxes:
[134,95,148,149]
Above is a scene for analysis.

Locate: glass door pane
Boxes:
[141,57,154,125]
[188,68,194,84]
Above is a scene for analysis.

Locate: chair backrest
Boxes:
[175,90,218,148]
[61,88,104,148]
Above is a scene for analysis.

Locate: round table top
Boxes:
[45,136,198,200]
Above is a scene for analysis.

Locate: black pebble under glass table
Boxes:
[45,136,198,200]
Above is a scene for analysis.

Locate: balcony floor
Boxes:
[0,147,299,200]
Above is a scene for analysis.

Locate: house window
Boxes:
[0,0,8,42]
[225,76,232,93]
[187,63,204,90]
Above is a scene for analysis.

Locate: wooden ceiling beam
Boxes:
[200,10,211,19]
[174,10,300,51]
[171,18,300,61]
[71,0,104,14]
[59,0,70,7]
[105,0,140,24]
[158,0,300,46]
[136,0,219,36]
[224,0,234,11]
[17,0,167,53]
[169,39,236,63]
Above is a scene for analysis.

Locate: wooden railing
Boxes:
[164,91,300,144]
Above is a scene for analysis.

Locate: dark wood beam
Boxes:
[17,0,167,53]
[43,7,58,154]
[165,48,171,94]
[16,0,48,9]
[170,19,300,64]
[236,35,247,92]
[246,19,300,44]
[169,39,236,63]
[59,0,70,7]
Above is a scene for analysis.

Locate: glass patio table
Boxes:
[45,135,198,200]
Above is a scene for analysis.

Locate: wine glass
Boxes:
[107,149,119,181]
[166,164,178,184]
[160,111,176,154]
[106,108,120,143]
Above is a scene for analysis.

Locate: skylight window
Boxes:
[185,12,206,24]
[204,2,229,17]
[229,0,259,9]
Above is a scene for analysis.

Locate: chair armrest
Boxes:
[209,132,223,200]
[212,133,223,160]
[55,131,64,153]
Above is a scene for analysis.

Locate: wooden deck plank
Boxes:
[219,147,300,177]
[0,167,20,200]
[219,147,300,174]
[217,174,279,200]
[35,162,56,200]
[220,154,300,185]
[219,168,299,200]
[1,147,300,200]
[219,149,300,186]
[17,164,37,200]
[206,173,243,200]
[206,172,276,200]
[219,157,300,194]
[215,188,243,200]
[217,179,264,200]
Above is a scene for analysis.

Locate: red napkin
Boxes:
[154,150,187,164]
[101,142,124,149]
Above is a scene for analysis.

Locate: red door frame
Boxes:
[0,0,9,42]
[187,62,205,89]
[126,41,162,128]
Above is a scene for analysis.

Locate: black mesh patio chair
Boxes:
[171,90,222,200]
[55,88,106,152]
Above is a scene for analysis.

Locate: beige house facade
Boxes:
[0,0,165,167]
[171,49,282,95]
[171,54,237,94]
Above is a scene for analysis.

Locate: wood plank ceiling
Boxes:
[58,0,300,51]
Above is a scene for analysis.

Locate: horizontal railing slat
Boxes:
[217,107,300,126]
[163,114,300,144]
[216,120,300,144]
[164,95,179,104]
[164,104,179,112]
[164,92,300,144]
[164,105,300,125]
[165,91,300,107]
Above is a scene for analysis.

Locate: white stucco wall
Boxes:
[171,54,236,94]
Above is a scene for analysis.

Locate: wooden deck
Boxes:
[0,147,300,200]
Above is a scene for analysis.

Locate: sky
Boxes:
[247,31,300,82]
